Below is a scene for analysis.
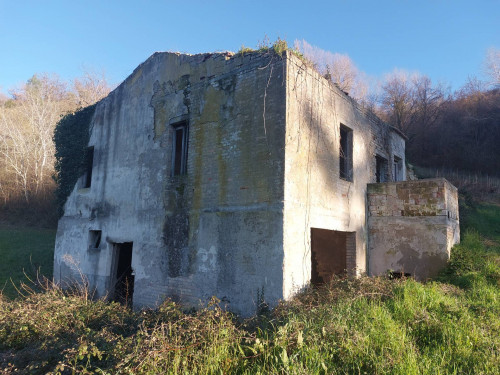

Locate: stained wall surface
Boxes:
[368,178,460,279]
[54,52,287,316]
[54,51,412,315]
[282,52,406,299]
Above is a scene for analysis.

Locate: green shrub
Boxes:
[272,37,288,56]
[237,45,254,55]
[1,206,500,373]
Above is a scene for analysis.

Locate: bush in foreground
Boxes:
[1,225,499,374]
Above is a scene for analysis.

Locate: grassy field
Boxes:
[463,203,500,241]
[0,226,56,299]
[0,204,499,374]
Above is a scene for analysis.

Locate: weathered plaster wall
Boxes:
[282,52,406,299]
[54,50,412,315]
[368,178,460,279]
[54,52,286,316]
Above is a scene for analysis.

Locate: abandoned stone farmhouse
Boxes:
[54,50,460,315]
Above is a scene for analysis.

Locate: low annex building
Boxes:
[53,50,460,315]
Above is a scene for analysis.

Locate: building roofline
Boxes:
[284,50,409,141]
[103,49,409,144]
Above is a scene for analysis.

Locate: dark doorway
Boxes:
[375,155,388,182]
[113,242,134,306]
[311,228,347,285]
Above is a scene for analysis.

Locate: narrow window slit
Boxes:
[83,146,94,188]
[171,121,188,176]
[339,124,353,181]
[89,230,102,249]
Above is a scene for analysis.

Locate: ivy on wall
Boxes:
[53,104,96,216]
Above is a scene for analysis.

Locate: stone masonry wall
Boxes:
[368,178,460,279]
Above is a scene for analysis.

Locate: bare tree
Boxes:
[294,39,368,101]
[379,69,417,134]
[0,68,112,206]
[412,75,447,128]
[73,68,111,108]
[484,47,500,88]
[457,76,488,98]
[0,92,8,104]
[409,75,448,159]
[0,74,72,202]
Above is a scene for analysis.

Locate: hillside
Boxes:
[0,227,55,299]
[1,198,499,374]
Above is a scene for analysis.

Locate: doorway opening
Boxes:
[311,228,352,285]
[112,242,134,306]
[375,155,389,182]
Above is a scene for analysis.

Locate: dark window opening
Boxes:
[83,146,94,188]
[393,156,403,181]
[113,242,134,306]
[387,271,412,280]
[339,125,353,181]
[172,121,188,176]
[375,155,389,182]
[89,230,102,249]
[311,228,347,285]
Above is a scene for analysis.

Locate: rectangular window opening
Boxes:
[339,125,353,181]
[89,230,102,249]
[375,155,389,183]
[393,156,403,182]
[83,146,94,188]
[171,121,188,176]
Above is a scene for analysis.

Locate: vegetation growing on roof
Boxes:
[237,45,254,56]
[237,37,308,64]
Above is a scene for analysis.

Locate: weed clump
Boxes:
[237,36,309,64]
[1,206,500,373]
[237,45,254,56]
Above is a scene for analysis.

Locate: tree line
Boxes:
[0,44,498,225]
[0,71,110,225]
[376,71,500,175]
[296,41,500,176]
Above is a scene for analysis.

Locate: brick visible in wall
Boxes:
[346,232,356,276]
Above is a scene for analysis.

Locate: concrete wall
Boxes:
[282,52,407,299]
[54,51,286,316]
[54,50,412,315]
[368,178,460,279]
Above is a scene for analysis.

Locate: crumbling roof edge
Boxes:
[388,125,408,140]
[284,51,409,141]
[104,49,410,144]
[106,50,238,97]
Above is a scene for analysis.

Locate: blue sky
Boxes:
[1,0,499,94]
